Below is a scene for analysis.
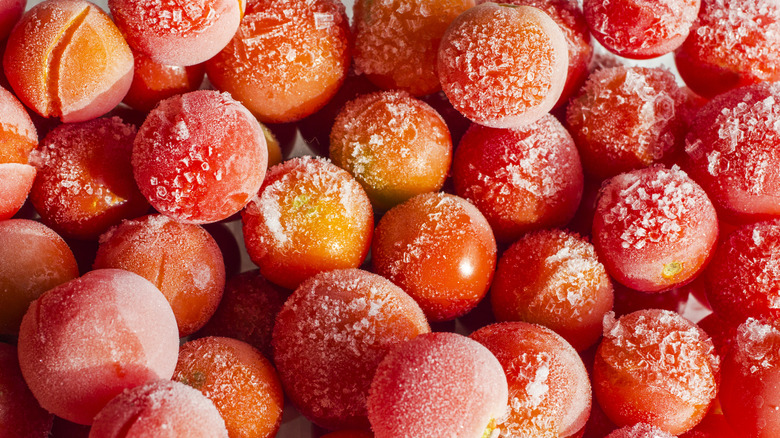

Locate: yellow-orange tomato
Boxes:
[330,91,452,211]
[242,156,373,290]
[174,337,284,438]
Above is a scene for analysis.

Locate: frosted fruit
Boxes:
[0,59,38,221]
[470,322,591,438]
[372,192,497,322]
[452,115,583,243]
[367,332,509,438]
[490,229,613,351]
[174,337,284,438]
[3,0,134,122]
[476,0,592,109]
[594,310,719,434]
[29,117,148,240]
[352,0,474,96]
[683,82,780,223]
[89,380,228,438]
[272,269,430,430]
[0,219,78,335]
[241,157,373,290]
[93,214,226,337]
[0,84,36,165]
[330,91,452,211]
[109,0,242,66]
[584,0,699,59]
[704,220,780,326]
[17,269,179,425]
[593,165,718,292]
[0,163,35,219]
[132,90,268,224]
[205,0,350,123]
[675,0,780,98]
[719,319,780,438]
[438,3,568,128]
[566,66,688,180]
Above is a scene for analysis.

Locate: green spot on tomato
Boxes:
[662,261,682,279]
[179,370,207,389]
